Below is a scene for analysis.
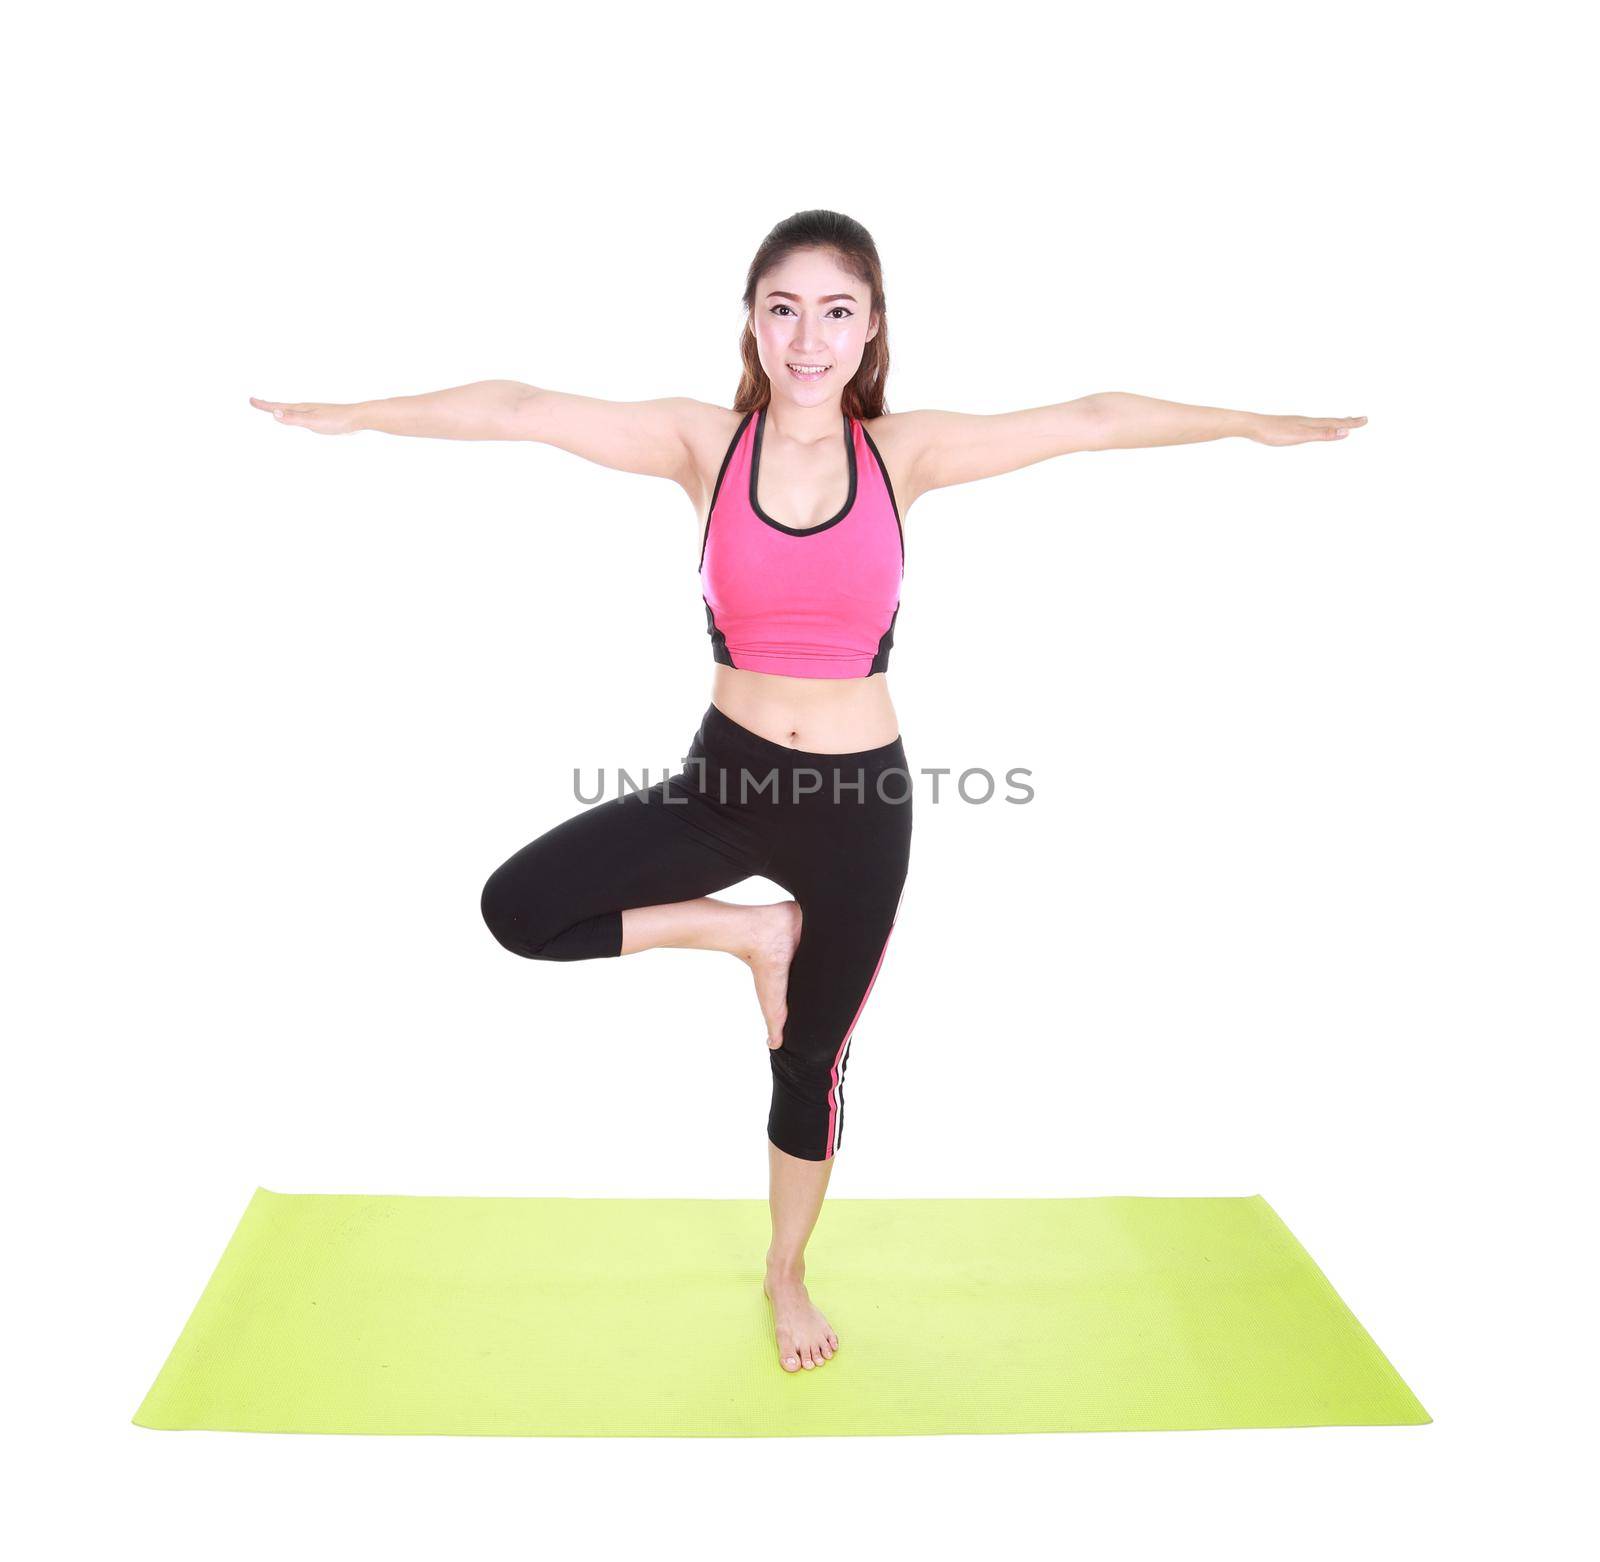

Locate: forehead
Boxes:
[761,248,863,300]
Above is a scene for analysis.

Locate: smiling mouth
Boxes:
[787,364,831,378]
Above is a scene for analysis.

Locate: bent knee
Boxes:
[480,866,550,959]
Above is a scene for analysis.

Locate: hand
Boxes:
[1247,412,1367,446]
[249,397,361,434]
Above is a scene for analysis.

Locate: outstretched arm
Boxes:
[1083,392,1365,450]
[888,394,1367,502]
[249,383,705,486]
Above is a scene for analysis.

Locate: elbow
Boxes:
[501,382,547,440]
[1072,392,1122,450]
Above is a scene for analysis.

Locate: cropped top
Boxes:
[699,406,904,679]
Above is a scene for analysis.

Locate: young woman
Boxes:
[252,209,1365,1376]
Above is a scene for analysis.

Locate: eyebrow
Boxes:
[765,290,858,303]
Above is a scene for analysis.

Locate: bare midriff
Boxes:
[710,664,901,753]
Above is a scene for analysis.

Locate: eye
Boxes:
[769,304,855,319]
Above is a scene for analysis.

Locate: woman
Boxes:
[252,208,1364,1375]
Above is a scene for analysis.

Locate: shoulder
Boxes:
[858,410,935,515]
[675,401,750,509]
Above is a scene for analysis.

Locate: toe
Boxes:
[782,1350,801,1372]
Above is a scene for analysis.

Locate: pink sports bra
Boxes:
[699,407,904,679]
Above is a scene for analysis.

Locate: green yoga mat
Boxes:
[133,1189,1429,1436]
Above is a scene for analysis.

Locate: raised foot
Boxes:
[739,900,803,1050]
[763,1268,838,1372]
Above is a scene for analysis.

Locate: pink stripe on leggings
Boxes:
[826,886,905,1157]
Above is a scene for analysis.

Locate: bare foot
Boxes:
[763,1266,838,1372]
[738,900,803,1049]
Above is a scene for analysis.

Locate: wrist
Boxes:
[1226,409,1263,441]
[345,400,375,433]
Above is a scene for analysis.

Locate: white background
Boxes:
[6,0,1594,1556]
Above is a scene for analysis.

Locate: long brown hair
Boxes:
[733,210,890,419]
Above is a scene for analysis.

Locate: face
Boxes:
[751,248,879,407]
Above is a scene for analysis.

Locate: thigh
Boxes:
[481,770,769,957]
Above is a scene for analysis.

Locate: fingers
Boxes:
[1303,415,1367,442]
[1254,413,1366,446]
[251,397,313,426]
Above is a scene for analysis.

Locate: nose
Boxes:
[790,318,827,352]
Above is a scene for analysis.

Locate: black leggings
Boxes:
[480,701,914,1160]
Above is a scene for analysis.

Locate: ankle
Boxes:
[765,1253,806,1283]
[735,904,772,964]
